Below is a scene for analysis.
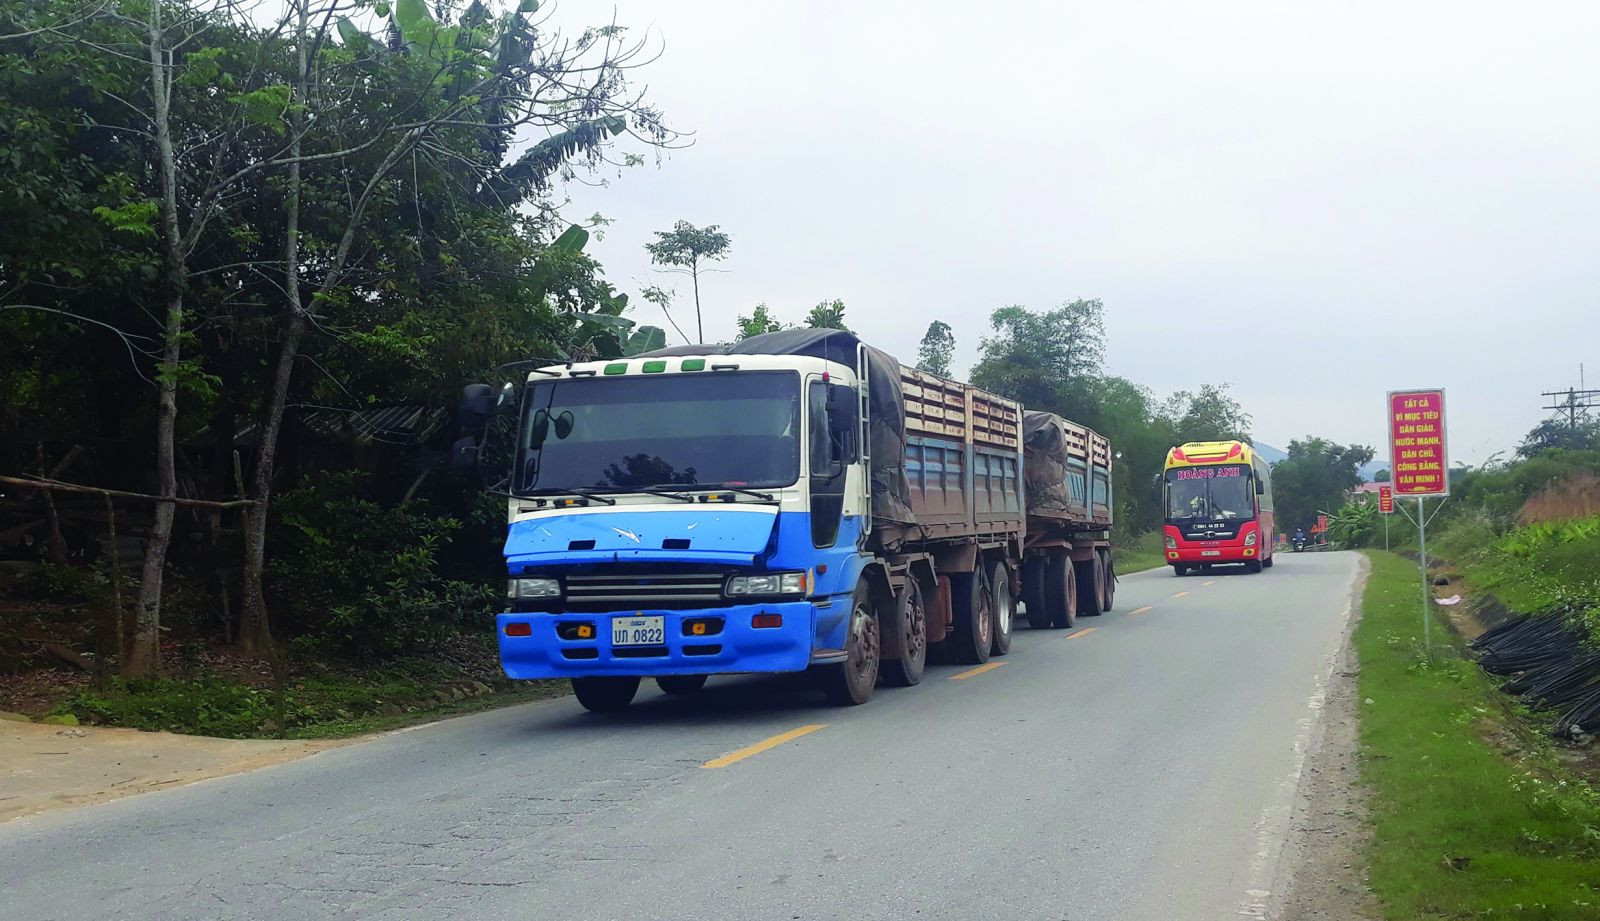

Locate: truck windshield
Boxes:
[1165,464,1256,521]
[516,371,801,493]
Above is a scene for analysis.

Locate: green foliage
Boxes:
[1357,550,1600,920]
[915,320,955,377]
[644,220,732,271]
[1327,499,1380,547]
[268,473,497,659]
[970,300,1105,413]
[804,298,850,332]
[1271,437,1375,532]
[736,302,785,340]
[1519,417,1600,458]
[1159,384,1250,444]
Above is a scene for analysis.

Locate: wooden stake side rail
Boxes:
[900,368,1022,451]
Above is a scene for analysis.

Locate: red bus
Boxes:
[1162,440,1275,575]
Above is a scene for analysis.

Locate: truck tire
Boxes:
[822,580,880,705]
[989,560,1014,657]
[948,569,992,665]
[572,677,640,712]
[880,576,928,687]
[1076,556,1106,617]
[656,675,708,695]
[1099,551,1116,612]
[1023,560,1051,630]
[1046,551,1077,629]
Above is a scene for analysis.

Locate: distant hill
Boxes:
[1257,441,1389,483]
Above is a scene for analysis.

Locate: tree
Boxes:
[1271,437,1375,531]
[644,220,730,344]
[1374,468,1391,482]
[804,298,850,332]
[1518,417,1600,458]
[1159,384,1252,444]
[970,300,1105,413]
[915,320,954,376]
[735,303,784,340]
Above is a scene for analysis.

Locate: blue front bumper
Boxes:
[497,601,819,679]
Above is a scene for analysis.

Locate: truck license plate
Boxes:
[612,615,665,647]
[1201,550,1221,557]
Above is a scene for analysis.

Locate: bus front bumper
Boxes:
[497,601,817,679]
[1166,545,1260,564]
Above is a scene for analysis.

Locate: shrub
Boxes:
[268,472,498,659]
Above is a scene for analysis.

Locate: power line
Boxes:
[1540,377,1600,431]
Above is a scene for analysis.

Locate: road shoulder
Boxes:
[1279,555,1380,921]
[1,719,340,824]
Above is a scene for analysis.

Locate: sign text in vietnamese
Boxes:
[1387,389,1448,497]
[1378,484,1394,514]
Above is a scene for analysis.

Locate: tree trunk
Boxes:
[127,2,186,678]
[691,261,702,344]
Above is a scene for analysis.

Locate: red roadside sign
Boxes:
[1315,513,1328,533]
[1378,485,1394,514]
[1387,388,1449,497]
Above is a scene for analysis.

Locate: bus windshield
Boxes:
[1165,464,1256,521]
[515,371,801,493]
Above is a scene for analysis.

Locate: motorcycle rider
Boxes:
[1293,526,1307,549]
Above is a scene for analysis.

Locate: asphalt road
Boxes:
[1,550,1363,921]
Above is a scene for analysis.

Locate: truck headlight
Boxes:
[726,572,807,597]
[508,577,561,600]
[1244,531,1258,547]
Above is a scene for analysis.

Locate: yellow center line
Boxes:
[1129,605,1153,616]
[701,724,828,769]
[1172,591,1190,598]
[1067,627,1098,639]
[950,661,1008,681]
[1202,580,1216,586]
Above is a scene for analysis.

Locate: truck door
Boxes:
[807,379,858,548]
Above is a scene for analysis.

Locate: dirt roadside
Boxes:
[1278,562,1381,921]
[0,719,341,823]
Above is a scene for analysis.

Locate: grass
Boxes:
[53,646,569,740]
[1116,530,1168,574]
[1357,550,1600,920]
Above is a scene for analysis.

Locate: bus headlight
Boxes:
[1164,535,1177,550]
[508,577,561,600]
[1244,531,1258,547]
[726,572,807,597]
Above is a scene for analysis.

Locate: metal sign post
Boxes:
[1387,389,1449,658]
[1379,485,1393,551]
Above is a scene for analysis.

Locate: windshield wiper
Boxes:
[515,487,617,506]
[622,485,696,502]
[710,484,776,501]
[634,483,776,502]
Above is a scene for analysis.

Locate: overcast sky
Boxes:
[548,0,1597,465]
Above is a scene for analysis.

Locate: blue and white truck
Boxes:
[454,330,1114,711]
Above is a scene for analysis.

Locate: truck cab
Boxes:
[487,350,875,709]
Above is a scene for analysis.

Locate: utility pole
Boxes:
[1540,372,1598,432]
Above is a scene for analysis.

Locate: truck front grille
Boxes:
[562,571,731,612]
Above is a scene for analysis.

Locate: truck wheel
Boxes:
[1076,556,1106,617]
[1023,560,1051,629]
[880,576,927,687]
[1046,551,1077,629]
[656,675,708,695]
[948,569,992,665]
[572,677,640,713]
[989,561,1014,657]
[822,580,880,705]
[1099,551,1116,612]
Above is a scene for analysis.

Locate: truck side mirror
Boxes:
[448,435,480,472]
[458,384,496,436]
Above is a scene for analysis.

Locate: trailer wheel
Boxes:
[880,576,928,687]
[989,561,1014,657]
[572,677,640,713]
[1099,551,1116,612]
[1046,551,1077,629]
[948,570,992,665]
[656,675,708,695]
[822,580,880,705]
[1023,560,1050,629]
[1076,556,1106,617]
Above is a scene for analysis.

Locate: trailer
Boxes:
[454,329,1114,712]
